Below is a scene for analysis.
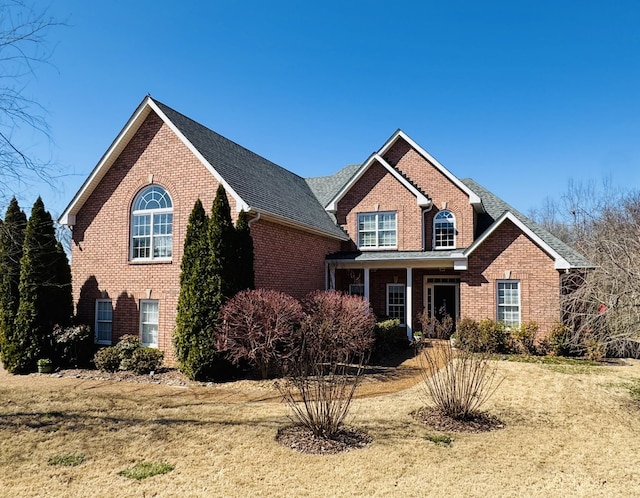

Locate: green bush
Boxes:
[454,318,507,353]
[94,336,163,374]
[131,347,164,374]
[545,323,573,356]
[372,319,409,360]
[93,346,120,372]
[508,321,539,355]
[115,334,142,370]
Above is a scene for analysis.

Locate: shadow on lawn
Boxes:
[0,409,284,433]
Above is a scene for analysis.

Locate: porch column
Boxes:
[406,267,413,340]
[363,267,370,300]
[327,263,336,290]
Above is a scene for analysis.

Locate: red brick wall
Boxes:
[383,138,475,249]
[460,219,561,336]
[251,219,341,300]
[71,110,342,361]
[335,161,424,250]
[71,112,235,362]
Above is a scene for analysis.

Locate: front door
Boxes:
[434,285,456,323]
[424,277,460,333]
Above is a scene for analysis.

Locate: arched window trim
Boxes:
[433,209,456,250]
[130,185,173,261]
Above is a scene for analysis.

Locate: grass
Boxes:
[1,358,640,496]
[625,378,640,402]
[118,461,174,480]
[425,433,452,446]
[48,454,85,467]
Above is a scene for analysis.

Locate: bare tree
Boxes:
[0,1,63,204]
[562,192,640,357]
[531,179,640,357]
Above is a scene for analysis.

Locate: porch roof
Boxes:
[326,250,467,269]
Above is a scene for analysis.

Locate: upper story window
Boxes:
[358,212,397,249]
[131,185,173,261]
[433,210,456,249]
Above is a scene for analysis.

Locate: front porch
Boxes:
[326,251,466,339]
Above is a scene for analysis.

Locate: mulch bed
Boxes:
[276,425,373,454]
[412,406,505,433]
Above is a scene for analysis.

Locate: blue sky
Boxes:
[5,0,639,220]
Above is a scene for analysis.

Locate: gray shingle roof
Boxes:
[305,163,362,207]
[460,178,593,268]
[154,100,348,240]
[326,249,462,262]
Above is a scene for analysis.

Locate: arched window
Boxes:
[433,210,456,249]
[131,185,173,260]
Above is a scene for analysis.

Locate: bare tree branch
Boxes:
[0,1,65,204]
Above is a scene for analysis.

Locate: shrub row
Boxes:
[94,335,164,374]
[453,318,541,355]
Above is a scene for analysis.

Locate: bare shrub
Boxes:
[419,340,503,420]
[417,307,454,339]
[277,291,375,438]
[216,289,304,379]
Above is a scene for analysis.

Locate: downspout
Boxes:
[247,211,261,227]
[421,202,433,250]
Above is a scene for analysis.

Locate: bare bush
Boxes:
[419,340,503,420]
[277,291,375,438]
[417,306,453,339]
[216,289,303,379]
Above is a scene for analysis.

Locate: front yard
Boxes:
[1,356,640,497]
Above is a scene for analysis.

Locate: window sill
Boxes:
[129,259,173,265]
[358,247,398,251]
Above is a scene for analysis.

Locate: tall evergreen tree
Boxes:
[235,210,255,291]
[209,184,237,304]
[0,198,27,369]
[12,197,71,373]
[174,199,214,380]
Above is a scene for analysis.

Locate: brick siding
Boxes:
[460,219,561,336]
[383,138,475,249]
[71,111,340,362]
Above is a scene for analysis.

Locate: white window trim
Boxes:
[139,299,159,348]
[496,280,521,328]
[386,283,406,326]
[357,211,398,250]
[130,186,173,262]
[95,299,113,345]
[433,210,456,250]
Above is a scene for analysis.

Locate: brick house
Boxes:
[59,96,590,357]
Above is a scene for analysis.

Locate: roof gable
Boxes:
[381,130,482,208]
[59,97,347,241]
[460,178,593,269]
[324,153,432,213]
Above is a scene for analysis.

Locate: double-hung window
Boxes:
[140,300,159,348]
[131,185,173,261]
[95,299,113,345]
[497,280,520,327]
[386,283,406,325]
[358,212,397,249]
[433,210,456,249]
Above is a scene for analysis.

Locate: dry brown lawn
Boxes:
[2,355,640,497]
